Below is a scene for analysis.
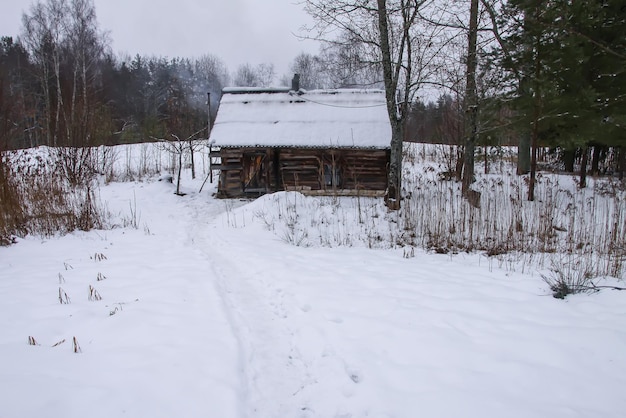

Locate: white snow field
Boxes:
[1,146,626,418]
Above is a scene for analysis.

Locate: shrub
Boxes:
[2,147,110,242]
[0,153,25,244]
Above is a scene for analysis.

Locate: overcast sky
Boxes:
[1,0,319,80]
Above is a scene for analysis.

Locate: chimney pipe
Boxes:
[291,73,300,92]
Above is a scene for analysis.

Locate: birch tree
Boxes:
[21,0,108,185]
[21,0,66,146]
[22,0,106,146]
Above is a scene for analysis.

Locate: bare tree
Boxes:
[233,63,275,87]
[287,52,328,89]
[256,63,275,87]
[415,0,509,196]
[303,0,440,209]
[233,63,256,87]
[155,129,205,196]
[21,0,108,186]
[461,0,479,196]
[21,0,66,146]
[64,0,106,143]
[316,34,383,88]
[194,54,229,120]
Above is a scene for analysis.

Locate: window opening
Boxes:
[324,156,342,188]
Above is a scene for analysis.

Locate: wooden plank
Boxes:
[280,165,320,171]
[216,146,390,198]
[211,164,243,170]
[301,189,386,197]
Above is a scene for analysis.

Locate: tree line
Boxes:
[0,1,322,151]
[2,0,625,200]
[0,0,233,151]
[0,0,406,153]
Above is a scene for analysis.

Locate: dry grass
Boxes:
[73,337,82,353]
[398,144,626,279]
[88,285,102,301]
[0,154,25,244]
[1,147,110,242]
[58,287,71,304]
[5,141,625,286]
[253,143,626,281]
[2,140,208,245]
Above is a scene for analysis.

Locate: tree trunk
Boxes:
[54,50,63,146]
[42,61,52,146]
[176,146,183,195]
[461,0,479,196]
[517,133,531,174]
[527,5,541,202]
[590,145,602,175]
[484,144,489,174]
[377,0,402,210]
[528,115,539,201]
[618,146,625,180]
[562,148,575,172]
[455,146,464,181]
[189,140,196,179]
[579,146,589,188]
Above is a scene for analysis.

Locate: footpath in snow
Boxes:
[1,176,626,418]
[205,192,626,418]
[0,179,243,418]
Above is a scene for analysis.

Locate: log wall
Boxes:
[216,147,389,198]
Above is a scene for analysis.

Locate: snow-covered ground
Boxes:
[1,147,626,418]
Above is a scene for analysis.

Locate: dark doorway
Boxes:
[242,152,267,193]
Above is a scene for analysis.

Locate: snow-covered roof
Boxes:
[210,88,391,149]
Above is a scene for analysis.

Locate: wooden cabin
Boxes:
[209,83,391,198]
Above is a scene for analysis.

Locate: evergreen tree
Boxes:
[496,0,626,192]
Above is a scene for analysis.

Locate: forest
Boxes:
[1,1,624,170]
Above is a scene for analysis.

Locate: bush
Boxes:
[1,147,109,243]
[0,154,25,244]
[541,255,595,299]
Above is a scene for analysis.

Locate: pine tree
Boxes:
[496,0,626,193]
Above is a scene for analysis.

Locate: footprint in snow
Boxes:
[345,365,362,384]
